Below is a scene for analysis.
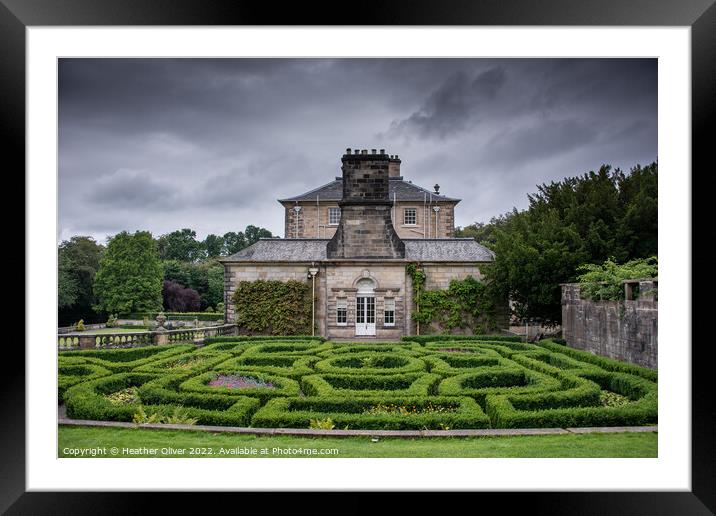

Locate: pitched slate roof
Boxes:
[220,239,328,262]
[278,177,460,203]
[403,239,495,262]
[221,238,494,263]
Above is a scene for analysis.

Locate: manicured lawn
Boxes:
[58,425,657,458]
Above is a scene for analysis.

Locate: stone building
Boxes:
[221,148,496,339]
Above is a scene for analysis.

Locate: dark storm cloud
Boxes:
[386,66,507,139]
[58,58,657,243]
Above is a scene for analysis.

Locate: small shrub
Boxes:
[104,386,139,405]
[309,417,335,430]
[163,406,199,425]
[600,390,631,407]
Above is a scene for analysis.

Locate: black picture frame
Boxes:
[4,0,711,512]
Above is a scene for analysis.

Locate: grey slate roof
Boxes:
[221,238,494,263]
[403,239,495,262]
[220,239,328,262]
[278,177,460,203]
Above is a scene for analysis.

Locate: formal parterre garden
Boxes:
[58,336,657,431]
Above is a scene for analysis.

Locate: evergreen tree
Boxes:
[93,231,163,314]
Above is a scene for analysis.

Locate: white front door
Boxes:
[355,296,376,336]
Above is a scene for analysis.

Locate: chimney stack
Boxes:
[388,154,401,178]
[326,149,405,259]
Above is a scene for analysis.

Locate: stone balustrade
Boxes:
[57,324,238,351]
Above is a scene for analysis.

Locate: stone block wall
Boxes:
[561,282,658,369]
[283,202,341,239]
[322,263,408,340]
[284,200,457,239]
[421,263,484,289]
[392,202,456,239]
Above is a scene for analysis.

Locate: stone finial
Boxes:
[155,312,167,332]
[380,149,385,154]
[434,184,440,194]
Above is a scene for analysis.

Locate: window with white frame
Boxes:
[383,298,395,326]
[328,207,341,225]
[403,208,417,225]
[336,298,347,325]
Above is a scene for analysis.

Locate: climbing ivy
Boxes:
[232,279,312,335]
[406,263,498,335]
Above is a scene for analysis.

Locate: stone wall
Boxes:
[284,202,341,239]
[284,200,456,239]
[561,281,658,369]
[322,262,407,340]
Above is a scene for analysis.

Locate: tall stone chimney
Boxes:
[326,149,405,259]
[388,155,401,178]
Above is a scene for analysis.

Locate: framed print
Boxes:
[4,0,712,511]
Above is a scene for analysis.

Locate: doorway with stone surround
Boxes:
[355,278,376,336]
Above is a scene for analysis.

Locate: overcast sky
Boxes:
[58,58,657,244]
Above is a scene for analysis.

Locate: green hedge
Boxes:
[203,335,325,345]
[119,312,225,321]
[536,340,658,381]
[485,389,657,428]
[437,366,563,406]
[134,351,232,374]
[64,372,159,421]
[58,363,112,401]
[317,343,421,358]
[422,353,503,376]
[402,334,522,344]
[301,373,441,397]
[58,345,194,373]
[241,341,333,357]
[138,375,262,419]
[483,354,658,428]
[313,353,427,376]
[58,335,658,430]
[251,396,490,430]
[217,355,320,379]
[64,372,259,426]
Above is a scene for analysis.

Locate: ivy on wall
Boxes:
[406,263,498,335]
[232,279,312,335]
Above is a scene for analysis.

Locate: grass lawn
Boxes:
[58,426,657,458]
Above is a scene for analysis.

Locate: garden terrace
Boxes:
[59,336,657,430]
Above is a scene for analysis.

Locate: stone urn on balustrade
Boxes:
[154,312,169,345]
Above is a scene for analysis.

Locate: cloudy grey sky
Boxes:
[58,58,657,243]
